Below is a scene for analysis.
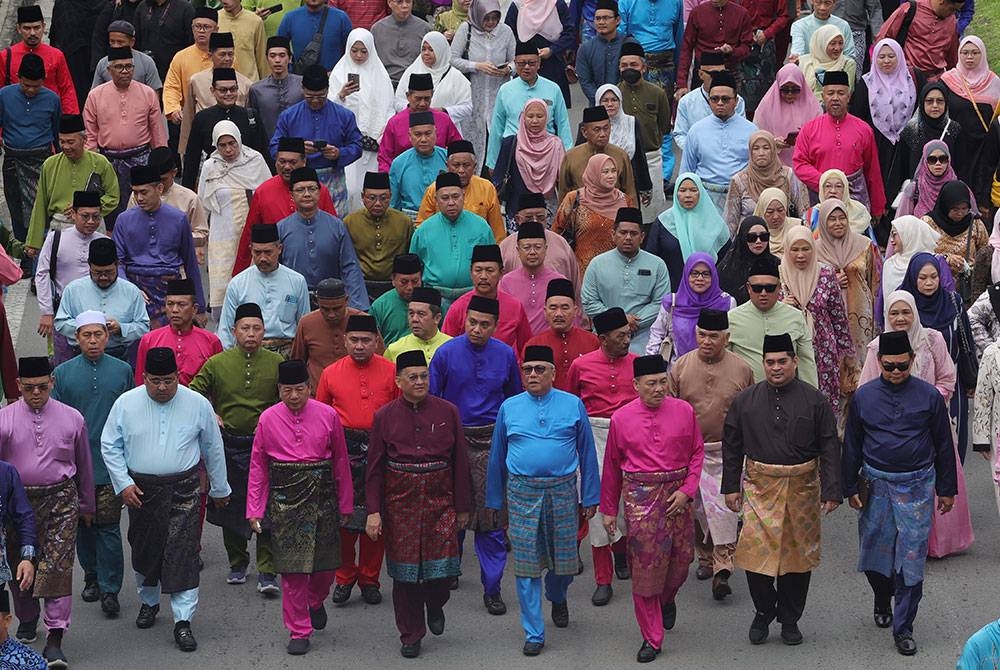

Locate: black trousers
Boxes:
[745,570,811,625]
[866,570,923,637]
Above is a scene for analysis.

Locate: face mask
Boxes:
[621,68,642,85]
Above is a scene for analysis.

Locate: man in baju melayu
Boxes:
[365,350,472,659]
[101,347,231,653]
[498,222,570,336]
[486,345,600,657]
[667,308,753,601]
[525,278,599,392]
[246,360,353,656]
[383,287,452,363]
[389,112,448,219]
[557,105,639,205]
[415,140,506,241]
[0,356,94,667]
[722,333,841,647]
[601,354,704,663]
[843,330,956,657]
[343,171,414,298]
[370,254,424,346]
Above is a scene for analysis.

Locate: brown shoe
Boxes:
[712,574,732,601]
[695,565,713,580]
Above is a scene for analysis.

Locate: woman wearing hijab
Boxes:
[505,0,576,108]
[330,29,395,215]
[647,173,731,289]
[780,224,854,416]
[492,99,566,232]
[797,25,856,102]
[645,253,735,362]
[899,83,962,182]
[435,0,472,40]
[921,180,989,287]
[879,215,955,310]
[753,187,800,257]
[804,169,872,237]
[197,120,272,311]
[753,63,823,167]
[552,153,633,275]
[897,141,970,218]
[941,37,1000,195]
[723,130,810,236]
[815,199,881,398]
[451,0,515,173]
[717,215,777,304]
[394,32,473,133]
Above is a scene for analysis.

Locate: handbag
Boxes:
[955,225,975,304]
[292,7,328,75]
[559,191,580,250]
[951,292,979,389]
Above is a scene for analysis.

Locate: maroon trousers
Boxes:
[391,578,451,645]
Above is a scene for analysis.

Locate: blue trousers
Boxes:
[516,572,573,643]
[77,522,124,594]
[135,571,198,622]
[459,528,507,596]
[643,67,676,181]
[865,570,923,637]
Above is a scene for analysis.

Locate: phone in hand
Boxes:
[348,72,360,88]
[785,131,799,144]
[265,3,283,13]
[494,62,508,70]
[313,140,328,150]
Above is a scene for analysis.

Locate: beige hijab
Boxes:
[781,225,821,328]
[753,187,799,257]
[814,198,870,270]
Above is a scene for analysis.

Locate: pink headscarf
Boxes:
[753,64,822,164]
[514,99,565,196]
[862,38,915,144]
[515,0,563,42]
[942,36,1000,107]
[911,140,973,218]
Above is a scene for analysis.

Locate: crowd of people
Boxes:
[0,0,996,666]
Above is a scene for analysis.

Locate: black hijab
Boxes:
[717,216,775,304]
[928,180,974,238]
[917,82,951,135]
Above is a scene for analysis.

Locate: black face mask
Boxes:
[621,68,642,85]
[989,282,1000,319]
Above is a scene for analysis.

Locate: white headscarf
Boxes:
[881,215,941,303]
[394,31,472,113]
[594,84,636,159]
[329,28,395,142]
[198,121,271,216]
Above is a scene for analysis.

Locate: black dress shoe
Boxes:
[695,565,713,580]
[712,575,732,601]
[400,641,421,658]
[287,638,310,655]
[427,608,445,635]
[448,576,459,590]
[135,604,159,629]
[42,642,67,669]
[331,582,353,604]
[749,612,772,644]
[100,592,120,616]
[310,604,327,630]
[591,584,612,606]
[661,601,676,630]
[81,581,100,602]
[15,618,37,643]
[551,601,569,628]
[780,623,803,645]
[576,556,585,576]
[636,640,659,663]
[483,593,507,615]
[173,620,197,652]
[522,641,544,656]
[361,585,382,604]
[614,557,631,580]
[873,605,893,629]
[894,634,917,656]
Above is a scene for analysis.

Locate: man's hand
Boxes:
[674,87,689,100]
[640,190,652,207]
[937,496,955,514]
[724,492,741,513]
[456,511,470,529]
[37,314,53,337]
[754,30,766,46]
[582,504,597,519]
[538,47,552,60]
[664,490,690,516]
[366,512,382,541]
[106,318,122,335]
[167,110,183,124]
[716,44,733,54]
[122,484,143,508]
[321,145,341,161]
[848,494,863,510]
[820,500,840,515]
[24,246,38,258]
[602,512,617,537]
[249,517,263,534]
[210,495,230,509]
[16,559,34,591]
[80,513,94,528]
[194,312,209,328]
[626,313,640,333]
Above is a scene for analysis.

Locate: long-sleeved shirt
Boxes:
[600,396,705,514]
[182,104,267,190]
[247,74,305,142]
[485,389,601,509]
[618,0,683,57]
[576,33,632,109]
[789,14,856,58]
[84,81,166,152]
[26,152,119,250]
[500,230,580,288]
[618,79,673,158]
[112,203,206,310]
[389,147,448,213]
[51,354,134,486]
[558,143,638,207]
[290,306,374,390]
[441,290,533,354]
[416,176,505,242]
[232,175,336,275]
[276,210,369,308]
[276,5,353,73]
[370,288,410,344]
[218,264,310,347]
[376,108,462,173]
[409,210,495,294]
[843,375,956,497]
[0,399,95,514]
[135,325,223,387]
[270,99,363,172]
[567,348,638,417]
[429,335,522,426]
[499,267,568,336]
[726,300,818,387]
[668,350,754,442]
[366,395,471,513]
[0,462,38,560]
[793,112,886,216]
[0,42,79,114]
[526,327,600,392]
[343,208,414,281]
[744,0,790,39]
[969,290,1000,359]
[678,113,757,186]
[246,399,354,518]
[330,0,388,30]
[134,0,196,80]
[55,276,150,348]
[581,249,670,332]
[721,378,841,501]
[101,385,231,497]
[315,354,399,430]
[219,8,269,82]
[676,1,754,89]
[875,0,957,79]
[0,85,59,150]
[487,76,573,169]
[34,228,108,315]
[92,49,163,90]
[369,14,431,85]
[188,346,280,436]
[672,86,746,150]
[383,330,452,363]
[161,44,211,117]
[129,183,210,249]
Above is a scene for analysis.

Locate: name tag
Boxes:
[638,269,651,276]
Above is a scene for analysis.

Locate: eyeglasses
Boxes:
[514,59,539,67]
[91,268,117,277]
[20,382,50,392]
[192,23,215,32]
[926,154,949,165]
[745,231,770,243]
[689,270,712,279]
[292,185,319,194]
[748,283,779,293]
[213,85,238,94]
[709,95,733,103]
[362,193,390,202]
[520,364,550,375]
[881,360,911,372]
[110,63,134,72]
[518,213,548,223]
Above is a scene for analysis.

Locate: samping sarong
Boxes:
[316,167,348,219]
[703,181,729,216]
[857,463,934,587]
[267,460,340,574]
[643,150,668,220]
[735,458,821,577]
[94,483,123,526]
[261,338,293,359]
[383,460,459,583]
[693,441,738,546]
[126,271,180,328]
[465,424,506,531]
[740,40,777,117]
[587,416,625,547]
[623,469,693,599]
[343,428,370,532]
[101,144,150,222]
[22,478,78,598]
[128,466,201,593]
[507,473,578,578]
[206,430,254,539]
[2,145,49,233]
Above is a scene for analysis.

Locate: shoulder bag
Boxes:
[293,7,328,75]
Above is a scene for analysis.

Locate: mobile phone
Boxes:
[785,131,799,144]
[494,62,508,69]
[265,3,283,13]
[348,73,360,87]
[313,140,328,150]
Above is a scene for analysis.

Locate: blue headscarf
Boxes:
[657,173,730,260]
[898,252,958,332]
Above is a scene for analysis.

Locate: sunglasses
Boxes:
[926,154,949,165]
[779,86,801,94]
[881,360,911,372]
[748,283,779,293]
[521,365,550,375]
[746,231,770,243]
